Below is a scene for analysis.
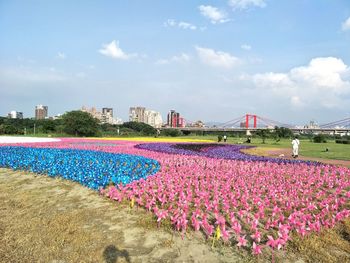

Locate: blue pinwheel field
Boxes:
[0,146,160,190]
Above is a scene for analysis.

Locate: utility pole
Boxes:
[34,123,36,135]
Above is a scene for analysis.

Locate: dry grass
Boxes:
[0,168,244,263]
[287,219,350,263]
[1,168,350,262]
[0,171,130,263]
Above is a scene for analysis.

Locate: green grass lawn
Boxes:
[241,138,350,161]
[173,135,350,161]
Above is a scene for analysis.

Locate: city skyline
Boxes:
[1,1,350,124]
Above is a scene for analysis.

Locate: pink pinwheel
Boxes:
[191,214,202,231]
[251,218,259,231]
[266,235,279,249]
[237,235,247,247]
[154,208,168,227]
[202,217,214,236]
[251,230,261,242]
[252,242,262,255]
[221,226,231,242]
[215,213,226,228]
[232,221,242,235]
[15,138,350,257]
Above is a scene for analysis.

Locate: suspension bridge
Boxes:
[167,114,350,134]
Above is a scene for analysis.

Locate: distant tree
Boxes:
[42,120,56,133]
[256,129,269,144]
[182,130,191,136]
[0,124,19,134]
[313,134,327,143]
[218,135,222,142]
[121,122,156,136]
[162,128,182,137]
[62,111,100,137]
[274,126,293,141]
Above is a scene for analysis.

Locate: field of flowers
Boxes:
[0,137,350,256]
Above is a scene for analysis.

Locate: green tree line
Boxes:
[0,111,158,137]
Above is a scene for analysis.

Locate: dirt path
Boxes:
[243,147,350,167]
[0,168,248,263]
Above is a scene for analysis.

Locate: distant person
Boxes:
[246,137,251,143]
[223,135,227,142]
[292,136,300,158]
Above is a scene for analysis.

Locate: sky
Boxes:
[1,0,350,125]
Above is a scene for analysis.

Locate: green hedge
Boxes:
[335,139,350,144]
[313,134,327,143]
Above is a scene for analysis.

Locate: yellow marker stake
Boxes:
[211,226,221,248]
[130,198,134,209]
[215,226,221,240]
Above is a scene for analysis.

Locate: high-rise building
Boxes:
[167,110,184,127]
[129,107,146,122]
[8,111,23,119]
[101,107,115,124]
[82,106,122,125]
[144,110,163,128]
[81,106,102,120]
[102,108,113,117]
[129,106,163,128]
[35,105,48,120]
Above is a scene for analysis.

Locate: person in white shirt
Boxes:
[291,136,300,158]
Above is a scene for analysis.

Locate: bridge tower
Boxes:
[245,114,257,128]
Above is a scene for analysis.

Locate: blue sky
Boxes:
[1,0,350,125]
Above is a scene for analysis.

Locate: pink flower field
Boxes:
[1,137,350,256]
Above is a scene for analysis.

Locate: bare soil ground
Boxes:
[1,168,350,263]
[0,168,247,263]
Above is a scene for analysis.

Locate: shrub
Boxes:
[121,122,156,136]
[256,129,268,144]
[313,134,327,143]
[182,130,191,136]
[274,126,294,138]
[162,128,182,137]
[336,139,350,144]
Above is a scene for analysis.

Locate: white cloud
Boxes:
[98,40,136,60]
[252,72,293,89]
[289,57,348,90]
[199,5,230,24]
[164,19,197,30]
[195,46,239,68]
[164,19,176,27]
[156,53,190,65]
[178,22,197,30]
[228,0,266,10]
[249,57,350,109]
[172,53,190,62]
[56,52,66,59]
[241,44,252,50]
[341,17,350,31]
